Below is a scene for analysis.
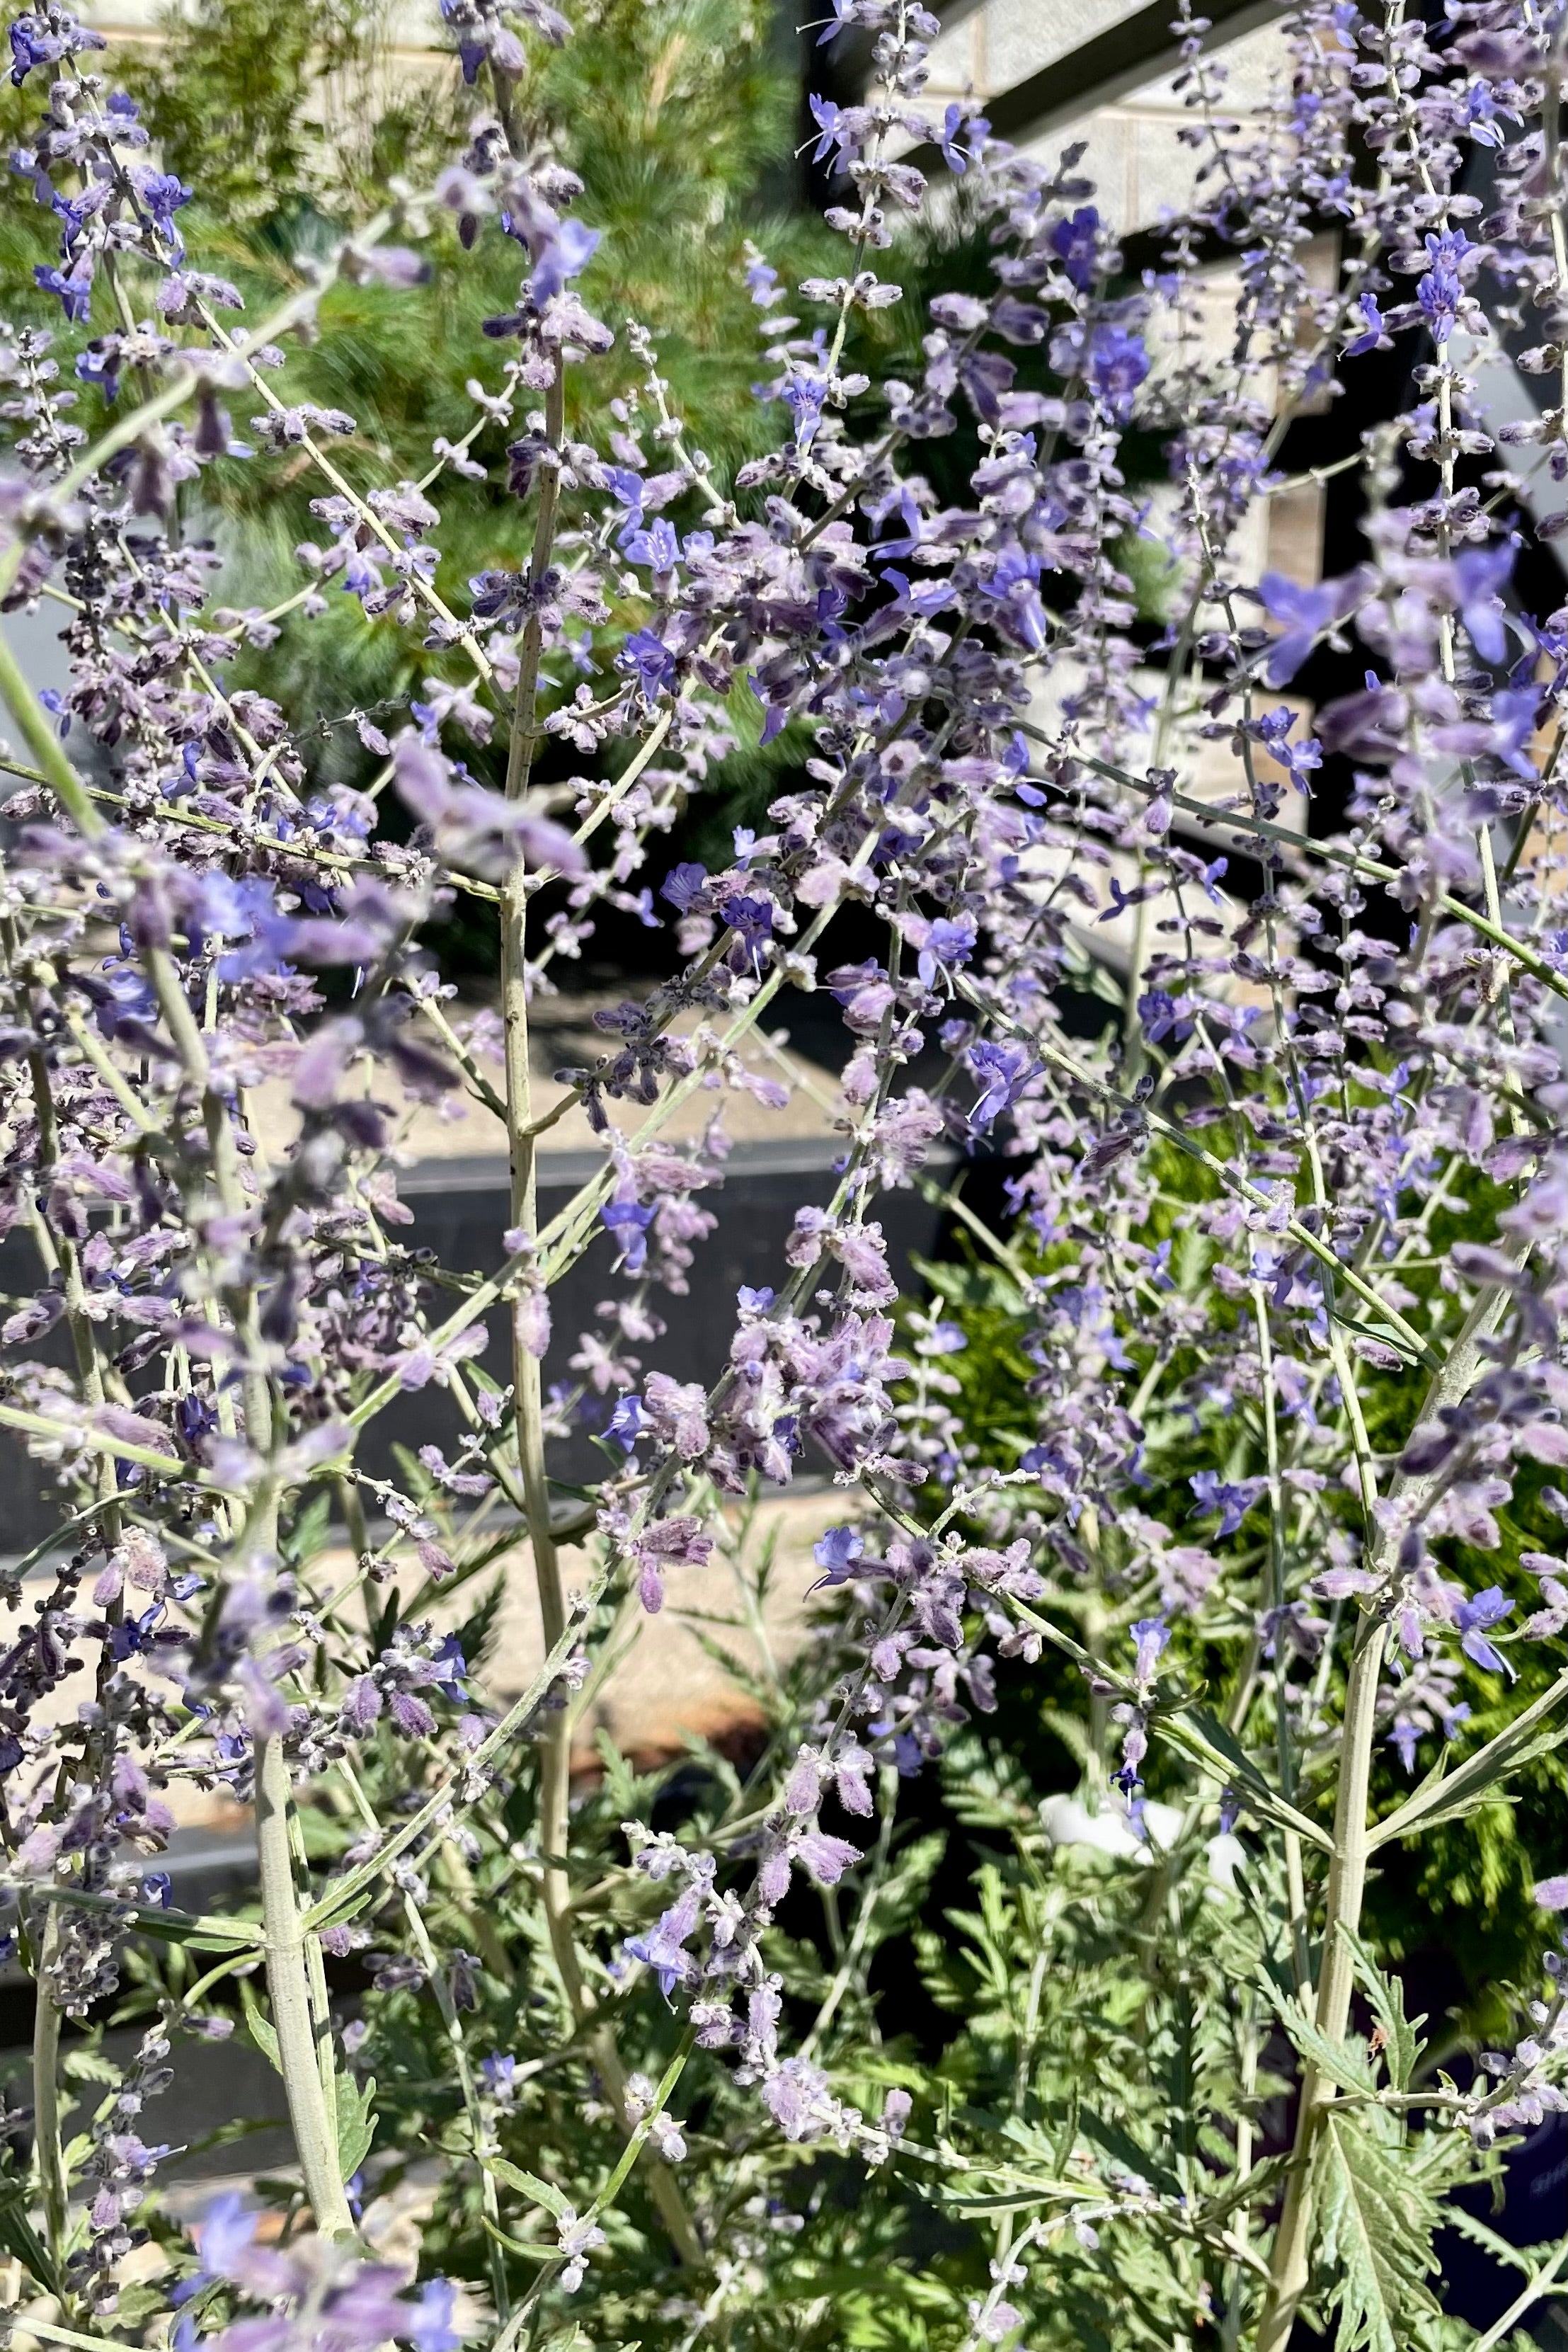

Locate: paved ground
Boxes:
[459,1479,842,1764]
[8,1481,844,1834]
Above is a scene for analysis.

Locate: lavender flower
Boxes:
[0,0,1563,2332]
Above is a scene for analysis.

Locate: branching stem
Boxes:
[497,353,701,2271]
[257,1733,354,2239]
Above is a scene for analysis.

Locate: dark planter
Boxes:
[0,1136,951,1558]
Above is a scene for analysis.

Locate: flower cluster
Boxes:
[0,0,1564,2340]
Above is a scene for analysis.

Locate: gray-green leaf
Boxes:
[0,2176,60,2299]
[1368,1669,1568,1850]
[486,2154,574,2222]
[240,1979,280,2074]
[1338,1926,1424,2092]
[1269,1988,1375,2097]
[336,2071,377,2182]
[1312,2111,1440,2352]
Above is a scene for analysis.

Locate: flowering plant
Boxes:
[0,0,1565,2344]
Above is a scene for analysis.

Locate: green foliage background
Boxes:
[914,1134,1565,2028]
[0,0,821,791]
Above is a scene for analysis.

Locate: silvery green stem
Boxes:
[257,1732,353,2239]
[0,629,103,840]
[498,358,701,2271]
[1254,1609,1386,2352]
[147,940,341,2225]
[1252,1286,1308,1992]
[1470,2235,1568,2352]
[146,928,352,2232]
[498,358,579,2016]
[1257,1267,1523,2348]
[30,1903,68,2284]
[10,952,120,2304]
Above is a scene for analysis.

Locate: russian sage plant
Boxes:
[0,0,1564,2346]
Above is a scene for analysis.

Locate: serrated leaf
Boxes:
[1271,1992,1376,2096]
[592,1729,641,1818]
[485,2154,573,2220]
[1312,2111,1440,2352]
[680,1625,772,1701]
[1039,1706,1094,1766]
[113,2277,176,2329]
[62,2047,121,2084]
[336,2071,376,2182]
[283,1490,334,1568]
[1441,2205,1535,2278]
[1337,1927,1423,2092]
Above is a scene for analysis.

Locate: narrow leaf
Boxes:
[0,2177,61,2298]
[1155,1706,1334,1852]
[239,1978,281,2074]
[1078,2110,1183,2200]
[1369,1669,1568,1850]
[485,2154,573,2220]
[481,2217,556,2259]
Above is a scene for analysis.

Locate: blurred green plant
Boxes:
[0,0,820,802]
